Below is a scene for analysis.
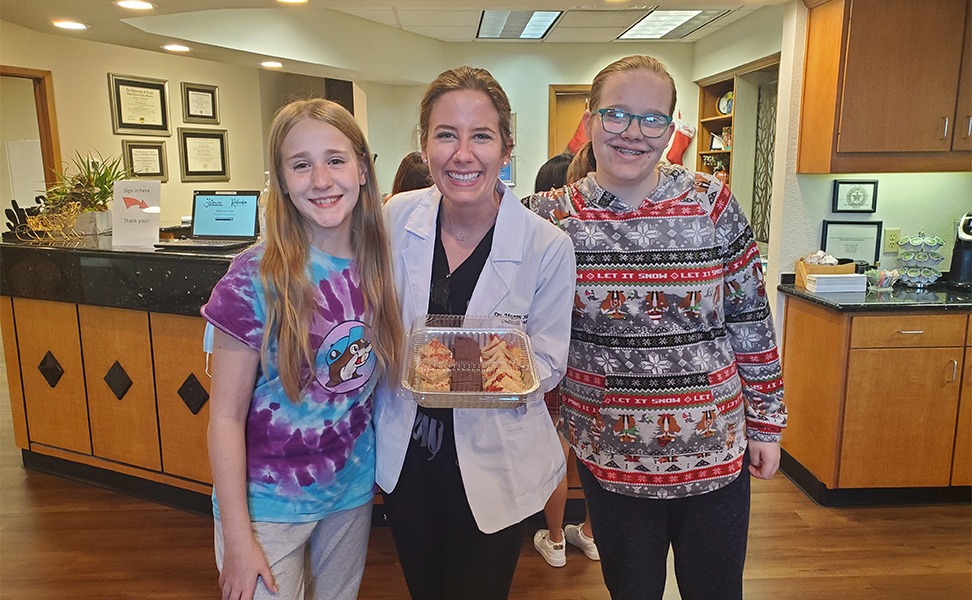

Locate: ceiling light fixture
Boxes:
[116,1,154,9]
[276,0,308,4]
[478,10,561,39]
[52,20,88,30]
[163,44,191,52]
[619,9,727,40]
[261,61,284,68]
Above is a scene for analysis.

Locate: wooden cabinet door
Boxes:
[12,298,90,454]
[953,1,972,151]
[840,347,963,488]
[150,313,212,484]
[79,305,161,470]
[837,0,967,153]
[951,348,972,486]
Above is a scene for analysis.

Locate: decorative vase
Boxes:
[74,210,112,236]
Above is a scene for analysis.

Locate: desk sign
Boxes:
[112,179,161,247]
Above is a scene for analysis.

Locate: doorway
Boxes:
[548,84,590,158]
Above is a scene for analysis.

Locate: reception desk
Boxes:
[0,237,234,512]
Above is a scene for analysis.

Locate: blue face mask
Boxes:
[203,322,215,353]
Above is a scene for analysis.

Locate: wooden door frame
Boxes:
[548,84,590,157]
[1,65,62,190]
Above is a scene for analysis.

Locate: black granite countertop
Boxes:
[0,236,243,316]
[778,282,972,313]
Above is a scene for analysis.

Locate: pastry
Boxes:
[414,338,453,391]
[451,335,483,392]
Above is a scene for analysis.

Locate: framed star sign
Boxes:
[832,179,878,213]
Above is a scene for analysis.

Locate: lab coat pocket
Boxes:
[497,407,562,500]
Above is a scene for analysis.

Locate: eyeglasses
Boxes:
[597,108,672,138]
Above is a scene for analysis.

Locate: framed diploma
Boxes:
[108,73,170,136]
[121,139,168,182]
[181,82,219,125]
[178,128,229,182]
[832,179,878,213]
[821,220,883,265]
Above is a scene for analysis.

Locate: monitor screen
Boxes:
[191,191,260,238]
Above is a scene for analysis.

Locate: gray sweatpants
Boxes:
[215,502,372,600]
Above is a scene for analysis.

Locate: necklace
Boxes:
[443,211,495,242]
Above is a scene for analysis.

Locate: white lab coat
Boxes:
[375,181,575,534]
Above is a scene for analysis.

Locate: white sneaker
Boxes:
[564,523,600,561]
[533,529,566,567]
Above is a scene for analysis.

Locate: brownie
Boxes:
[450,336,483,392]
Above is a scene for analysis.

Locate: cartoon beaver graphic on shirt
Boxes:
[325,325,372,387]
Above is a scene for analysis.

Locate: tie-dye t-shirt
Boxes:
[201,244,377,523]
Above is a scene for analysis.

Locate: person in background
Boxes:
[529,151,600,569]
[527,55,786,600]
[376,66,576,600]
[389,151,433,198]
[204,98,403,600]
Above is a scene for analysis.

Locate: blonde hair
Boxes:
[419,66,514,156]
[262,98,403,402]
[568,55,677,182]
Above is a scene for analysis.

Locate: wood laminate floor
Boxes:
[1,349,970,598]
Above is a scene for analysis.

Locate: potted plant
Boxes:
[702,154,729,183]
[42,151,132,235]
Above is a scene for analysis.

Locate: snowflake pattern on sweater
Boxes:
[528,167,786,499]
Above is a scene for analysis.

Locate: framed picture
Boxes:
[709,133,725,150]
[177,128,229,182]
[821,220,883,265]
[499,155,515,187]
[181,82,220,125]
[121,139,167,182]
[108,73,171,136]
[832,179,878,213]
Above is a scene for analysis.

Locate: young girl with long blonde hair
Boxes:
[204,98,402,600]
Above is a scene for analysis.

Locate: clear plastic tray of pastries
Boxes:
[401,314,539,408]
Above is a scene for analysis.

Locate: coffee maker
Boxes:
[946,212,972,290]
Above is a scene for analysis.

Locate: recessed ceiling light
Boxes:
[163,44,191,52]
[261,61,283,68]
[478,10,561,39]
[52,20,88,30]
[277,0,308,3]
[619,9,726,40]
[116,1,154,9]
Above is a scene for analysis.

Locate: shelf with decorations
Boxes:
[696,77,735,185]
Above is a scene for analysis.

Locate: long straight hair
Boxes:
[568,55,677,183]
[262,98,403,402]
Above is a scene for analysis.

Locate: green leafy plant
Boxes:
[702,154,728,173]
[43,151,132,213]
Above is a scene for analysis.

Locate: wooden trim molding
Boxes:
[0,65,62,191]
[802,0,832,8]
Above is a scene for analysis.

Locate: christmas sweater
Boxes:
[527,167,786,499]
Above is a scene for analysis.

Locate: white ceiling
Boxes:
[0,1,788,78]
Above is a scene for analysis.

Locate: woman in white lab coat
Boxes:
[374,66,575,600]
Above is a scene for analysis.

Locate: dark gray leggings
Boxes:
[578,459,751,600]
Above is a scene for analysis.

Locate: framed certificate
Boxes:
[181,82,219,125]
[108,73,170,136]
[832,179,878,213]
[121,139,167,182]
[177,128,229,182]
[821,220,883,265]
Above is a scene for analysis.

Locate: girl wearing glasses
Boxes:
[375,66,575,600]
[528,55,786,600]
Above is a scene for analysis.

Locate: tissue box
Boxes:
[795,259,856,288]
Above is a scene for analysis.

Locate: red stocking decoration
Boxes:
[666,112,696,165]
